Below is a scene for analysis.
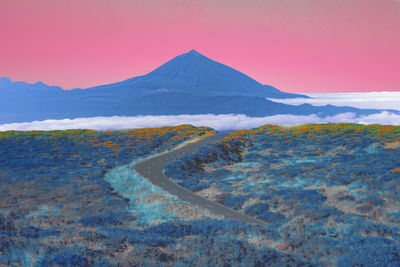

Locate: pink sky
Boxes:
[0,0,399,93]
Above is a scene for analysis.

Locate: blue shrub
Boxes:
[337,195,355,201]
[38,248,91,267]
[79,212,128,227]
[257,211,286,223]
[280,189,327,204]
[223,195,249,210]
[245,203,270,216]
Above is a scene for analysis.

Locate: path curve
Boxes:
[134,134,267,225]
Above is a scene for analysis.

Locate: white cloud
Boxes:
[268,91,400,111]
[0,112,399,132]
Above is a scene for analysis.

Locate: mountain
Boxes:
[0,79,391,124]
[0,77,68,124]
[85,50,307,99]
[0,77,63,93]
[0,50,397,124]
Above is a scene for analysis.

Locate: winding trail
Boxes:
[134,134,267,225]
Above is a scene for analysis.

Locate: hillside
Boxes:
[1,124,399,266]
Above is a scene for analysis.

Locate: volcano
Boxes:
[0,50,394,124]
[85,49,306,99]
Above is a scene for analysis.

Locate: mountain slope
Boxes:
[0,77,63,94]
[85,50,306,99]
[0,81,392,124]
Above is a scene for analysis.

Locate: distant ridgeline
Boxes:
[1,124,400,266]
[0,50,396,124]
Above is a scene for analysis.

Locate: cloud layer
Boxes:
[1,112,399,132]
[268,92,400,111]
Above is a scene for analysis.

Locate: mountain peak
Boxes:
[34,81,45,86]
[185,49,202,56]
